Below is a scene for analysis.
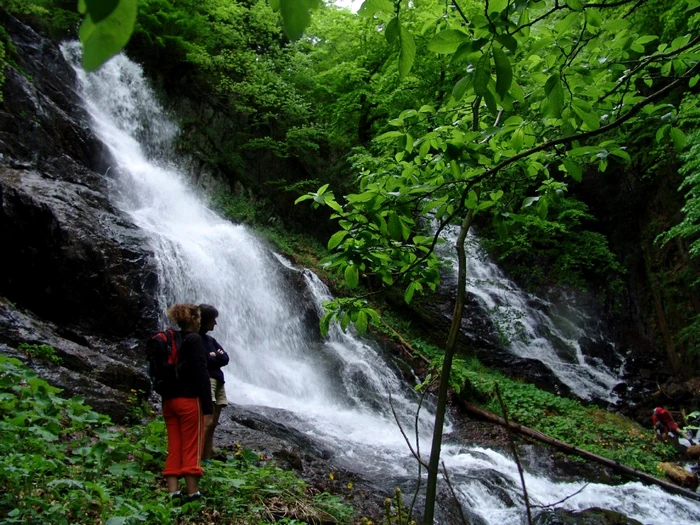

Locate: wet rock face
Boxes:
[217,404,397,524]
[0,12,160,338]
[0,297,150,421]
[579,336,623,371]
[0,12,107,173]
[405,290,574,398]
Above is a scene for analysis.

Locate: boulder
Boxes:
[534,507,642,525]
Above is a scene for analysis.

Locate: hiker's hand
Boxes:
[203,414,214,428]
[209,352,216,357]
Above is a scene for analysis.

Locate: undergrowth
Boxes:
[0,355,353,524]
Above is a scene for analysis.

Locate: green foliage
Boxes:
[0,355,354,524]
[482,197,626,294]
[214,192,271,226]
[124,0,333,193]
[17,342,61,364]
[295,0,700,362]
[271,0,321,40]
[658,129,700,260]
[4,0,136,70]
[677,314,700,356]
[2,0,80,39]
[656,127,700,354]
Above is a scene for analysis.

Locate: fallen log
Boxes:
[687,445,700,459]
[658,462,699,490]
[459,401,700,502]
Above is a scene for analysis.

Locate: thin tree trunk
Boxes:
[423,209,475,524]
[459,401,700,502]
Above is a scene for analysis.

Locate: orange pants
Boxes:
[163,397,204,477]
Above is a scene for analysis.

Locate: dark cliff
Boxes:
[0,12,160,420]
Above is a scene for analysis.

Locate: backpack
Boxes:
[146,329,183,396]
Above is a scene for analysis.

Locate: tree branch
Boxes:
[479,61,700,182]
[441,460,469,525]
[597,35,700,104]
[388,392,430,469]
[531,483,590,509]
[450,0,470,27]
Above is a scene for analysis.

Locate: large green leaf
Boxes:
[572,104,600,131]
[488,0,508,16]
[452,75,472,102]
[670,127,687,149]
[496,34,517,53]
[79,0,137,72]
[355,311,368,335]
[388,213,403,240]
[328,230,348,250]
[359,0,395,17]
[427,30,470,54]
[493,48,512,99]
[398,24,416,79]
[563,158,583,182]
[544,74,565,118]
[386,17,399,43]
[85,0,119,24]
[473,53,491,96]
[565,0,583,11]
[345,264,359,289]
[279,0,320,40]
[404,282,418,304]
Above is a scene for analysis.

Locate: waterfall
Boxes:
[437,225,622,401]
[63,44,700,524]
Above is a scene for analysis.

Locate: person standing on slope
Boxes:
[199,304,230,463]
[162,303,213,501]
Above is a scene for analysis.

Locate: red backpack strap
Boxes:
[166,328,179,365]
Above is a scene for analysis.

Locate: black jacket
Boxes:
[162,331,214,415]
[201,333,229,384]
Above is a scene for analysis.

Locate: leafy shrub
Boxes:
[481,197,625,296]
[17,342,61,364]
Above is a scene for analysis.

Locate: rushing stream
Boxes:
[437,227,622,402]
[63,44,700,524]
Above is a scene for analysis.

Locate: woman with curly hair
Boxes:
[162,303,213,501]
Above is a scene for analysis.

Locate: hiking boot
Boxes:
[182,491,203,502]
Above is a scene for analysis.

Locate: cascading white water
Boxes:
[437,226,621,401]
[63,44,700,524]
